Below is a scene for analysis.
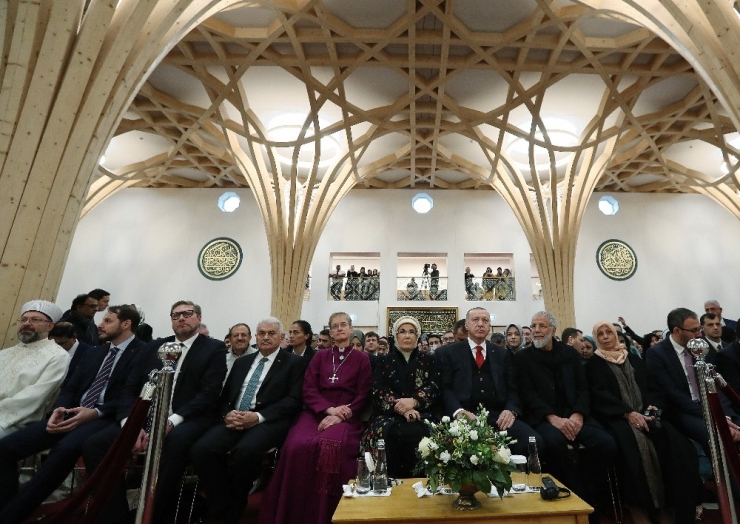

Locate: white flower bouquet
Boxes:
[417,406,518,497]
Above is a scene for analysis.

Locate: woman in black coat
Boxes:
[586,321,700,524]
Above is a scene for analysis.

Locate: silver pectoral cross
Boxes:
[329,374,339,383]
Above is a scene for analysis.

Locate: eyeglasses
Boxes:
[679,326,702,334]
[18,317,51,325]
[330,321,350,330]
[397,329,418,336]
[170,310,196,320]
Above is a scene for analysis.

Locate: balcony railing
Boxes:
[328,275,380,301]
[464,277,516,301]
[396,276,448,301]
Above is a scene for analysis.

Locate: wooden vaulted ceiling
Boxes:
[94,0,740,198]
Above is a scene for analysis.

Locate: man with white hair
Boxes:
[704,299,737,331]
[0,300,68,438]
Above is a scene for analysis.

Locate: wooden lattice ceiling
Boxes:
[95,0,740,196]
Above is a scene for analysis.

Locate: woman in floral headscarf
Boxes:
[585,321,699,524]
[361,315,441,478]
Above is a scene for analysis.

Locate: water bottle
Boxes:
[526,436,543,491]
[373,439,388,493]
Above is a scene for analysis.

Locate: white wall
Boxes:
[57,188,740,340]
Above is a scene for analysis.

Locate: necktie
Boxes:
[682,350,700,400]
[475,345,484,369]
[238,357,269,411]
[81,346,120,408]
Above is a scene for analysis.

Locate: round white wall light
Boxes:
[412,193,433,214]
[598,195,619,215]
[218,192,241,213]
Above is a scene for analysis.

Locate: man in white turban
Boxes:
[0,300,69,438]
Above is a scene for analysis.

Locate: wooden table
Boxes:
[333,474,593,524]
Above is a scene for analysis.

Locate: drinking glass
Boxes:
[356,458,372,494]
[510,454,527,492]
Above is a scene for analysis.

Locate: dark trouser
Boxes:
[384,420,429,478]
[533,421,616,509]
[190,421,288,524]
[487,413,544,457]
[83,417,214,524]
[0,417,114,524]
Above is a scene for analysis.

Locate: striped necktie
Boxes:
[81,346,120,408]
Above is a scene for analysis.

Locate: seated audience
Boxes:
[0,305,144,524]
[441,330,455,345]
[88,288,110,314]
[700,313,724,353]
[258,312,372,524]
[288,319,315,360]
[0,300,68,439]
[188,317,304,524]
[317,328,332,349]
[364,331,380,355]
[580,335,596,360]
[426,333,442,353]
[587,321,700,524]
[82,300,226,524]
[361,316,441,478]
[439,307,540,457]
[514,312,616,522]
[49,321,95,387]
[377,337,389,354]
[521,325,533,347]
[452,318,467,342]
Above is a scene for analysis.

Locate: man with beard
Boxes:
[514,311,616,523]
[83,300,226,524]
[0,304,145,524]
[0,300,68,439]
[316,329,332,349]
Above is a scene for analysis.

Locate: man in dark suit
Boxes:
[439,306,541,456]
[715,321,740,395]
[49,321,96,387]
[704,300,738,342]
[190,317,305,524]
[700,312,724,355]
[83,299,227,524]
[0,305,144,524]
[515,312,615,520]
[646,307,740,447]
[60,293,100,345]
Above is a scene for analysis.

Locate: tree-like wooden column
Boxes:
[0,0,240,345]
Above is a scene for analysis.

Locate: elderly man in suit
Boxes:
[0,305,144,524]
[190,317,305,524]
[83,300,226,524]
[439,306,542,456]
[646,307,740,448]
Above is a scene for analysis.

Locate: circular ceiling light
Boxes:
[218,192,240,213]
[267,113,341,168]
[412,193,433,214]
[598,195,619,215]
[506,117,579,170]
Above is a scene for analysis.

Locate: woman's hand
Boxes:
[318,414,343,431]
[624,411,650,432]
[394,398,417,416]
[404,409,421,423]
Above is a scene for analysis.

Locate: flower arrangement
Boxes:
[417,406,518,497]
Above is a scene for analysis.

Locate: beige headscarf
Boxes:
[592,321,628,364]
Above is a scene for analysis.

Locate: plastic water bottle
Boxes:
[527,436,543,491]
[373,439,388,493]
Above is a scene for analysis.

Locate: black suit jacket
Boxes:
[113,334,227,422]
[62,341,96,388]
[513,340,590,426]
[440,340,521,416]
[645,337,703,420]
[715,340,740,395]
[55,337,146,419]
[219,349,304,423]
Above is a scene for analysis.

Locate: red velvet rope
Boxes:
[38,398,152,524]
[706,392,740,524]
